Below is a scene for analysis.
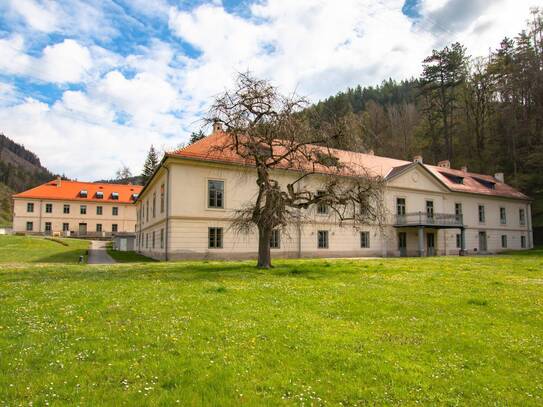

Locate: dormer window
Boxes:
[80,190,88,198]
[473,177,496,190]
[111,192,119,200]
[440,172,464,184]
[131,193,138,201]
[96,191,104,199]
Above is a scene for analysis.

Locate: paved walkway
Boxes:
[88,240,116,264]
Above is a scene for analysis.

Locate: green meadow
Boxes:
[0,236,542,405]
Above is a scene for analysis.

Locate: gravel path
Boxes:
[88,240,116,264]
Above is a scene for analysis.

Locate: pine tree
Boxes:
[189,130,206,144]
[141,145,160,183]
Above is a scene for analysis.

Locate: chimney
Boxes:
[212,121,223,133]
[413,155,423,164]
[55,176,61,187]
[494,172,504,183]
[368,149,374,155]
[461,165,468,173]
[437,160,450,169]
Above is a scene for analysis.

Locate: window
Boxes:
[500,207,507,224]
[145,233,148,248]
[27,202,34,213]
[441,172,464,184]
[478,205,485,223]
[160,184,165,213]
[62,223,69,232]
[131,193,138,201]
[473,177,495,189]
[80,190,88,198]
[152,231,155,249]
[45,222,51,232]
[521,235,527,248]
[63,204,70,214]
[270,229,280,249]
[96,191,104,199]
[317,230,329,249]
[160,229,164,249]
[80,205,87,215]
[111,192,119,200]
[501,235,507,248]
[455,203,463,222]
[396,198,406,216]
[96,206,103,215]
[112,207,119,216]
[152,193,156,217]
[112,224,118,233]
[519,209,526,226]
[360,231,370,248]
[208,180,224,208]
[426,201,434,219]
[141,204,145,223]
[45,203,52,213]
[26,221,33,231]
[96,224,102,232]
[146,201,149,221]
[456,234,462,249]
[208,227,223,248]
[316,190,328,214]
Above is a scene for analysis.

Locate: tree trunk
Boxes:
[257,226,272,269]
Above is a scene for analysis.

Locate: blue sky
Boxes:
[0,0,535,180]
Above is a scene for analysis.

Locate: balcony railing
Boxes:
[395,212,463,228]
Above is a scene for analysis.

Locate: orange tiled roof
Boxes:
[168,131,529,200]
[13,179,143,203]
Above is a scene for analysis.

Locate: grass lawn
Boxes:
[106,242,156,263]
[0,237,542,405]
[0,235,89,263]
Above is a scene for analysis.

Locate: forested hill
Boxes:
[306,8,543,227]
[0,133,57,226]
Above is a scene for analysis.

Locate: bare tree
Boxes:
[115,165,132,181]
[206,73,385,269]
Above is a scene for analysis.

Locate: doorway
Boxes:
[478,231,487,253]
[398,232,407,257]
[78,223,87,235]
[427,232,435,256]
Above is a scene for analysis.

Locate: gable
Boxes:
[386,165,449,193]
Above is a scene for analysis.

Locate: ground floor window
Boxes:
[146,233,148,248]
[501,234,507,248]
[63,223,69,232]
[318,230,329,249]
[456,233,463,249]
[26,221,33,231]
[160,229,164,249]
[209,227,223,248]
[96,224,102,232]
[152,231,155,249]
[270,229,280,249]
[521,235,526,248]
[112,224,118,233]
[45,222,51,232]
[360,231,370,248]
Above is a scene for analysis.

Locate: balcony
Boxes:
[394,212,464,228]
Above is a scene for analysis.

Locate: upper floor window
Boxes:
[27,202,34,213]
[426,201,434,219]
[80,205,87,215]
[519,208,526,226]
[63,204,70,214]
[96,206,103,215]
[208,227,223,248]
[360,231,370,248]
[396,198,406,216]
[146,201,149,221]
[160,184,165,213]
[112,207,119,216]
[316,191,328,214]
[270,229,281,249]
[317,230,329,249]
[45,203,52,213]
[208,180,224,208]
[500,207,507,224]
[152,193,156,217]
[455,203,462,215]
[478,205,485,223]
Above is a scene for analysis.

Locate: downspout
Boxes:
[39,199,43,234]
[164,164,170,261]
[527,202,533,249]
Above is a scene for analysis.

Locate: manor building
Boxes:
[135,130,533,260]
[13,178,142,237]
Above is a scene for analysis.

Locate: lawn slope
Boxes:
[0,235,89,263]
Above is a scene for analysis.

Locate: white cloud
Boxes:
[8,0,59,32]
